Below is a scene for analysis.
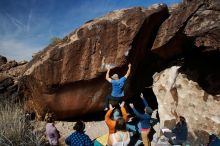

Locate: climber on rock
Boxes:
[104,63,131,110]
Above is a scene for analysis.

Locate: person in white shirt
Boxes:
[108,117,130,146]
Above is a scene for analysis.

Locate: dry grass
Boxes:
[0,100,47,146]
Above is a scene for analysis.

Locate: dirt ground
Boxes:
[34,110,166,146]
[35,120,108,145]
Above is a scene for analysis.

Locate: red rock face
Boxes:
[21,6,169,120]
[151,0,220,59]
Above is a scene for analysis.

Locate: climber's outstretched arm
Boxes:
[124,64,131,79]
[105,68,112,83]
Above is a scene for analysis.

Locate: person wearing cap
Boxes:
[208,134,220,146]
[129,93,153,146]
[104,63,131,110]
[65,121,93,146]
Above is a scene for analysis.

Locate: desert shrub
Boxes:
[50,37,62,45]
[0,100,47,146]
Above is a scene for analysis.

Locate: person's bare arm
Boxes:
[124,64,131,78]
[105,104,114,126]
[105,68,112,83]
[140,93,149,107]
[120,101,128,121]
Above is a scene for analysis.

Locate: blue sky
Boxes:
[0,0,181,61]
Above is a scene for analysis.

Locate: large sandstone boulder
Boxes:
[150,0,220,144]
[21,5,169,120]
[151,0,220,59]
[152,59,220,145]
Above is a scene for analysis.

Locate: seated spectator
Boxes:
[161,116,188,145]
[108,118,130,146]
[45,113,60,146]
[65,121,93,146]
[207,134,220,146]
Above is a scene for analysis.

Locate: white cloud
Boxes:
[0,39,44,61]
[26,8,33,32]
[4,11,25,30]
[0,7,50,61]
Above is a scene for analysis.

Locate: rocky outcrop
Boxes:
[0,60,17,72]
[0,55,7,66]
[21,5,169,120]
[150,1,220,144]
[0,75,17,102]
[152,53,220,144]
[0,55,27,103]
[151,0,220,59]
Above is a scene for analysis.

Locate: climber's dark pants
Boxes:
[104,95,122,109]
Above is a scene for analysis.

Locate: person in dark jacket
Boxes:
[207,134,220,146]
[129,94,153,146]
[162,116,188,145]
[65,121,93,146]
